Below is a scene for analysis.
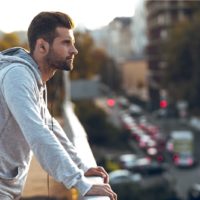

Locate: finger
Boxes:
[106,190,117,200]
[113,192,118,200]
[90,167,109,183]
[107,186,117,200]
[109,190,117,200]
[97,167,109,183]
[97,166,108,175]
[103,184,117,200]
[86,184,117,200]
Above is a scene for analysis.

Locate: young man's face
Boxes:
[45,27,78,71]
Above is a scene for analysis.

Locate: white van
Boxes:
[169,130,194,167]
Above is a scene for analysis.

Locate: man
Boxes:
[0,11,117,200]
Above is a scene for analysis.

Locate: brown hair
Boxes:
[27,11,75,53]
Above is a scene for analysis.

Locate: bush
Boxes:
[74,100,128,147]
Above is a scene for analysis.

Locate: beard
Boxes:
[45,48,74,71]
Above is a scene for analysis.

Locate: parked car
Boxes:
[118,153,139,169]
[128,157,167,176]
[109,169,142,184]
[118,153,167,175]
[128,104,143,117]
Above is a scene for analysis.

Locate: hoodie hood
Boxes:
[0,47,43,87]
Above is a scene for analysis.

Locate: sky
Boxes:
[0,0,139,33]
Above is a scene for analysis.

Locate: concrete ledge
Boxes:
[84,196,110,200]
[63,103,110,200]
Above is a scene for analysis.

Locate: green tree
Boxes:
[70,31,121,91]
[47,70,65,116]
[74,100,126,147]
[71,31,99,79]
[163,12,200,112]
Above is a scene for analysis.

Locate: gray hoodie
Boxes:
[0,47,92,200]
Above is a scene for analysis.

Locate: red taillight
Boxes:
[157,155,164,162]
[160,100,168,108]
[173,154,180,164]
[140,141,146,148]
[107,98,115,107]
[187,158,193,165]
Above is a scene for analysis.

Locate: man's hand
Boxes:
[85,184,117,200]
[84,166,109,183]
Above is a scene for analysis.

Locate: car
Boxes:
[146,147,166,163]
[119,112,136,130]
[169,130,195,167]
[128,104,143,117]
[173,152,195,167]
[118,153,167,175]
[109,169,142,184]
[128,157,167,176]
[118,153,139,169]
[130,127,146,142]
[188,183,200,200]
[117,96,130,110]
[138,134,156,149]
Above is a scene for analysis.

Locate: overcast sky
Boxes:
[0,0,139,33]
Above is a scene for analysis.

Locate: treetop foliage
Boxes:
[162,11,200,111]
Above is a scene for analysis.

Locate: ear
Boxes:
[36,39,49,54]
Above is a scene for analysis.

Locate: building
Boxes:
[131,0,147,56]
[92,17,134,63]
[91,9,149,102]
[121,56,149,102]
[106,17,134,62]
[145,0,197,110]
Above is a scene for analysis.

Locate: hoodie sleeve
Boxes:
[44,105,93,172]
[1,65,92,196]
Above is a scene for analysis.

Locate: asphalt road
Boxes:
[152,118,200,200]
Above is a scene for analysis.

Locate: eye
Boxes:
[64,39,71,44]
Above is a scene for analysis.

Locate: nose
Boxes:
[72,45,78,56]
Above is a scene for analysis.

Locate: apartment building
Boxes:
[145,0,196,110]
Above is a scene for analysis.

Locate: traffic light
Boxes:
[107,98,116,107]
[160,99,168,108]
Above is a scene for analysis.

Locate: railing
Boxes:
[63,72,110,200]
[80,177,110,200]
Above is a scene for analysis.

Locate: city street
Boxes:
[95,97,200,200]
[151,118,200,200]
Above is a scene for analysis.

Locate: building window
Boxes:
[160,30,168,39]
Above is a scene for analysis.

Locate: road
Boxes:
[95,98,200,200]
[151,118,200,200]
[169,164,200,200]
